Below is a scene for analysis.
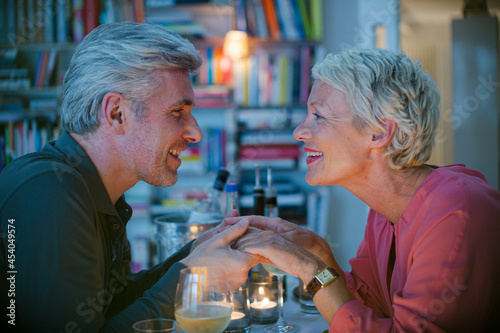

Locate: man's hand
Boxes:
[181,218,261,290]
[190,210,240,253]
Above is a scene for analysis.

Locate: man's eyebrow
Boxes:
[166,98,194,109]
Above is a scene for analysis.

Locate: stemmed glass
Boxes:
[175,266,233,333]
[262,264,300,333]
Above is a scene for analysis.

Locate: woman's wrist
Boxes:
[299,259,326,285]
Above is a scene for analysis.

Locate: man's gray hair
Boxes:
[312,48,441,171]
[60,21,203,134]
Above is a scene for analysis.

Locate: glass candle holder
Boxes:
[224,283,251,333]
[247,276,279,325]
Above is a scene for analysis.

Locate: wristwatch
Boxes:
[306,267,339,298]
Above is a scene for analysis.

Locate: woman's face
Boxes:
[293,80,373,187]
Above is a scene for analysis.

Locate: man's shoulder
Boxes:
[0,151,86,208]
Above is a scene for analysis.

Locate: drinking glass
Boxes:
[132,318,181,332]
[175,266,233,333]
[261,264,300,333]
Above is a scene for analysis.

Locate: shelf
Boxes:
[0,87,62,98]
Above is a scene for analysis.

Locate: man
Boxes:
[0,22,257,332]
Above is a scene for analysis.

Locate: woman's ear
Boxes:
[370,118,397,148]
[101,92,127,134]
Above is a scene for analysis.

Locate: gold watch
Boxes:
[306,267,339,298]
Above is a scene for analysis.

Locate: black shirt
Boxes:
[0,131,190,332]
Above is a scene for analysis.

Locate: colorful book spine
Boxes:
[262,0,282,41]
[85,0,99,35]
[310,0,323,40]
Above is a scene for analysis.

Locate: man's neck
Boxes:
[70,132,136,205]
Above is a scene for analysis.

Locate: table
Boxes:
[250,276,329,333]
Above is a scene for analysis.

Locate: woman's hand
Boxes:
[181,218,261,289]
[225,215,337,268]
[233,227,325,284]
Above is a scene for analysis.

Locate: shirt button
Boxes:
[113,224,120,230]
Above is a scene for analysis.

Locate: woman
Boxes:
[228,48,500,332]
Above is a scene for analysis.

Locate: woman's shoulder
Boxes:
[421,164,498,200]
[407,164,500,231]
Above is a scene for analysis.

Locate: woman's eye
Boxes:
[313,112,323,119]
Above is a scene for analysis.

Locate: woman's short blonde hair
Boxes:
[312,48,440,171]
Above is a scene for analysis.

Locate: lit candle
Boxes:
[226,310,250,331]
[250,297,278,324]
[231,311,246,320]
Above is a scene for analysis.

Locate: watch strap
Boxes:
[306,267,339,298]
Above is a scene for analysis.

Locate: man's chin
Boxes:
[144,171,178,188]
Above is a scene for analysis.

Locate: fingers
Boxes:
[225,209,240,218]
[213,218,250,246]
[225,215,284,233]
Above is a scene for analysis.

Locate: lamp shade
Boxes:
[223,30,249,60]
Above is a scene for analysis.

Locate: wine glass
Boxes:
[175,266,233,333]
[261,264,300,333]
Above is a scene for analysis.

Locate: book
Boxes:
[239,158,297,170]
[84,0,99,36]
[72,0,85,42]
[310,0,323,40]
[252,0,269,39]
[44,0,55,43]
[235,0,248,33]
[299,46,311,105]
[239,130,296,145]
[239,144,301,160]
[6,0,16,44]
[56,0,70,43]
[262,0,282,41]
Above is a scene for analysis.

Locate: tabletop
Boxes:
[250,276,329,333]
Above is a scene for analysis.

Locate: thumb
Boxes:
[225,209,240,218]
[214,218,249,246]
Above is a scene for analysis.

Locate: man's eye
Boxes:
[313,112,323,119]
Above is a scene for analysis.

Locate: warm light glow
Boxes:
[223,30,248,60]
[250,297,276,309]
[231,311,245,320]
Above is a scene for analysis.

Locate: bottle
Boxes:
[253,164,265,215]
[264,166,278,217]
[225,183,240,214]
[188,169,230,223]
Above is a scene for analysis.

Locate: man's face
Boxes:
[124,69,202,187]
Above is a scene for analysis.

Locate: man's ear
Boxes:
[101,92,127,134]
[370,118,397,148]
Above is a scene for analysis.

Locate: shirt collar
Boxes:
[51,131,126,218]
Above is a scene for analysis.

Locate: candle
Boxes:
[231,311,246,320]
[225,310,250,331]
[249,297,278,325]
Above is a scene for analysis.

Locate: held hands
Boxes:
[233,226,326,283]
[181,211,261,289]
[225,215,337,268]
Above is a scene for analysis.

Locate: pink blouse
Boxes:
[330,165,500,332]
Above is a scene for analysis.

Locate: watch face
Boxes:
[317,269,335,285]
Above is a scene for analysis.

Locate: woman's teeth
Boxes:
[306,152,323,157]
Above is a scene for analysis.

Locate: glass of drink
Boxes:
[132,318,181,332]
[175,266,233,333]
[261,264,300,333]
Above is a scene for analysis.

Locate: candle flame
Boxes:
[262,297,269,306]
